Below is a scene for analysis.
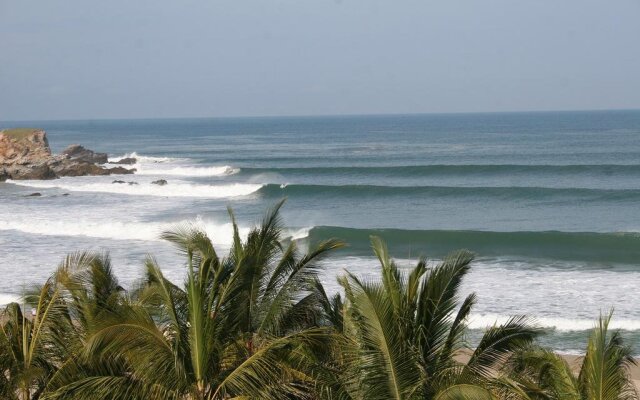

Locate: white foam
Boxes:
[285,227,313,241]
[0,219,165,241]
[109,152,176,163]
[0,216,250,245]
[135,164,240,177]
[314,256,640,335]
[8,179,262,198]
[0,293,20,306]
[468,313,640,332]
[108,151,240,178]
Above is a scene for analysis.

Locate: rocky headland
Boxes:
[0,128,135,181]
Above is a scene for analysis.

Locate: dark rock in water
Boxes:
[26,192,42,197]
[128,181,138,185]
[112,180,126,184]
[4,163,58,180]
[113,157,137,165]
[62,193,70,196]
[107,166,136,175]
[62,144,108,164]
[49,159,110,177]
[151,179,168,186]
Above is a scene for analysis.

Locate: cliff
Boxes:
[0,128,51,163]
[0,128,134,180]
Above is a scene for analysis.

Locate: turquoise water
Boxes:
[1,110,640,352]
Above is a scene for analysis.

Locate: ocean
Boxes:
[1,110,640,353]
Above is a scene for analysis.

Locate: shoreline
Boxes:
[456,350,640,391]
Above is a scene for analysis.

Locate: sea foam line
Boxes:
[468,313,640,332]
[108,152,177,163]
[0,217,250,244]
[135,164,240,177]
[8,180,262,198]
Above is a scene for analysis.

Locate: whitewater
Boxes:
[1,111,640,353]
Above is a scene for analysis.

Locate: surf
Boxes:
[7,179,263,198]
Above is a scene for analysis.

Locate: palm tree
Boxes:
[327,236,540,400]
[41,200,343,400]
[41,252,142,399]
[0,280,66,399]
[0,252,130,400]
[501,312,638,400]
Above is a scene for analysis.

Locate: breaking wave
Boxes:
[135,165,240,177]
[7,179,262,198]
[0,216,250,245]
[108,152,177,163]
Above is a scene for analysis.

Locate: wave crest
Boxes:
[136,165,240,177]
[0,216,249,245]
[109,152,176,163]
[8,180,262,198]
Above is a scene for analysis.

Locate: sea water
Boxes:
[1,110,640,353]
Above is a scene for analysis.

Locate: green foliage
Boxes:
[332,237,542,400]
[0,203,637,399]
[503,311,638,400]
[0,128,42,141]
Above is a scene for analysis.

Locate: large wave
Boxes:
[240,164,640,177]
[8,179,262,198]
[303,226,640,264]
[256,183,640,202]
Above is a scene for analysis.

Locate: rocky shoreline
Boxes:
[0,128,135,181]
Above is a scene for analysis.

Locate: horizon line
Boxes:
[2,107,640,124]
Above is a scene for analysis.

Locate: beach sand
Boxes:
[456,351,640,392]
[563,355,640,392]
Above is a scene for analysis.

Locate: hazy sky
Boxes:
[1,0,640,120]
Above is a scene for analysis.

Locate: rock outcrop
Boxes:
[0,129,51,163]
[113,157,137,165]
[61,144,108,164]
[0,128,135,181]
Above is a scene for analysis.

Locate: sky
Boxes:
[1,0,640,121]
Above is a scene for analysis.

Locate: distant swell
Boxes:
[257,183,640,202]
[241,164,640,177]
[304,226,640,264]
[8,180,262,198]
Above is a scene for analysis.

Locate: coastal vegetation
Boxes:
[0,202,637,400]
[0,128,44,141]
